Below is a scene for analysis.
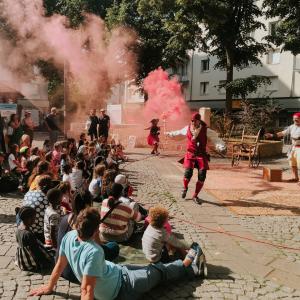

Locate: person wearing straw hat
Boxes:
[266,112,300,182]
[145,118,160,155]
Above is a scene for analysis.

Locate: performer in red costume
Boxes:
[145,119,160,155]
[167,112,226,204]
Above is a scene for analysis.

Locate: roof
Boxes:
[0,82,23,96]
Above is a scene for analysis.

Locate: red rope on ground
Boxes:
[126,154,300,252]
[172,215,300,252]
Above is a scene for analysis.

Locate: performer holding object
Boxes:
[145,119,160,155]
[167,112,226,204]
[265,112,300,182]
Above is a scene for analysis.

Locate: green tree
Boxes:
[198,0,269,113]
[43,0,114,27]
[263,0,300,56]
[220,76,271,101]
[106,0,203,83]
[132,0,269,113]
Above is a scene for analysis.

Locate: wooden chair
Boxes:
[231,127,261,168]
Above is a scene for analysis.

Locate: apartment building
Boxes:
[173,5,300,124]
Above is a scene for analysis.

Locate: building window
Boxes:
[266,76,279,91]
[267,49,280,64]
[269,21,279,37]
[180,63,188,76]
[218,80,226,95]
[200,82,209,95]
[201,59,210,72]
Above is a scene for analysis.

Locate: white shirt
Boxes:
[69,169,84,191]
[283,124,300,146]
[167,126,226,152]
[89,178,101,197]
[8,153,17,170]
[62,174,71,183]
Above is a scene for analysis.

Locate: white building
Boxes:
[172,3,300,123]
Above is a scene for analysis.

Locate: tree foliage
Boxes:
[263,0,300,56]
[43,0,113,27]
[198,0,269,113]
[220,76,271,101]
[237,99,281,134]
[106,0,203,83]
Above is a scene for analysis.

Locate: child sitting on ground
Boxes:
[15,206,54,271]
[44,188,62,249]
[69,160,85,192]
[58,181,72,214]
[142,206,194,263]
[62,164,72,184]
[89,164,106,202]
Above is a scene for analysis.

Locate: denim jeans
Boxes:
[116,260,195,300]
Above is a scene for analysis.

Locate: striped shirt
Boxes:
[100,198,141,235]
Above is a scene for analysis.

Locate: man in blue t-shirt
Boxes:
[29,208,205,300]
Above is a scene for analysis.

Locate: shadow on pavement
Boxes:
[206,264,234,280]
[0,214,16,224]
[201,197,300,215]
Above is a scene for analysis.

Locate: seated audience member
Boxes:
[28,161,50,191]
[30,207,204,299]
[78,132,86,149]
[23,175,54,242]
[60,153,68,176]
[100,183,142,243]
[8,144,21,173]
[19,146,31,192]
[45,151,59,179]
[89,164,106,202]
[20,134,31,148]
[56,192,119,284]
[116,142,126,161]
[43,140,51,154]
[62,164,72,184]
[69,160,85,192]
[142,206,193,263]
[67,138,77,159]
[0,151,19,193]
[15,206,54,271]
[52,142,62,167]
[20,146,30,172]
[29,147,40,162]
[101,169,117,200]
[44,188,62,249]
[58,181,72,213]
[115,174,148,218]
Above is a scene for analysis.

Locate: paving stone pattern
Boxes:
[0,152,300,299]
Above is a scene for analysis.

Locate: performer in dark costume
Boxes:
[145,119,160,155]
[87,109,98,141]
[167,112,226,204]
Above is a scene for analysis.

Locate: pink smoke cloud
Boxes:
[143,67,191,127]
[0,0,137,111]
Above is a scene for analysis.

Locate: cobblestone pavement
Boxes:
[239,216,300,263]
[0,151,300,299]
